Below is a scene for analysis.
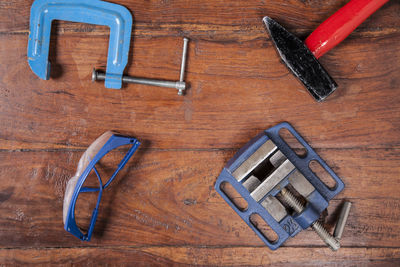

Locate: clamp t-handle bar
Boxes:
[92,38,190,95]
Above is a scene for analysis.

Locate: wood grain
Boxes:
[0,0,399,265]
[1,0,399,35]
[1,247,399,266]
[0,149,399,248]
[0,32,399,150]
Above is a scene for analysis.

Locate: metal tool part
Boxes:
[232,140,277,181]
[263,17,337,102]
[334,201,352,240]
[251,159,295,202]
[280,188,340,251]
[215,122,348,250]
[288,170,315,198]
[243,176,261,192]
[178,37,190,95]
[261,196,287,222]
[27,0,132,89]
[92,38,190,95]
[263,0,389,101]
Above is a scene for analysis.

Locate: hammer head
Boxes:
[263,17,337,102]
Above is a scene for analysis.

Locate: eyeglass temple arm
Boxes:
[85,166,104,241]
[79,140,139,192]
[86,179,103,241]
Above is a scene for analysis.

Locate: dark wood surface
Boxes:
[0,0,399,266]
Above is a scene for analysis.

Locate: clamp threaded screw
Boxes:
[280,188,340,251]
[92,38,189,95]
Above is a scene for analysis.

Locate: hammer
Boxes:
[264,0,389,102]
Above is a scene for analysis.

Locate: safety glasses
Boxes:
[63,131,140,241]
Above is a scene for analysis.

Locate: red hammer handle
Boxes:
[305,0,389,59]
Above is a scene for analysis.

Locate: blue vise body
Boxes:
[215,122,345,250]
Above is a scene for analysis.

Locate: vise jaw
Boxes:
[215,122,345,250]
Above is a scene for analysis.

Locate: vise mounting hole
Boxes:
[279,128,307,158]
[250,213,278,243]
[309,160,337,190]
[220,182,248,211]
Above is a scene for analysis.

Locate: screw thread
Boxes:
[279,188,340,251]
[280,188,303,213]
[312,221,340,251]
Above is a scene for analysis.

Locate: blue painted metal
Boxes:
[215,122,345,250]
[64,134,140,241]
[265,122,344,200]
[27,0,132,89]
[215,168,291,250]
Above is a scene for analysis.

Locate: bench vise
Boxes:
[215,122,350,250]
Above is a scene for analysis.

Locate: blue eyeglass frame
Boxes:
[64,133,140,241]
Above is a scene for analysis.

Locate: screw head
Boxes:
[92,68,97,82]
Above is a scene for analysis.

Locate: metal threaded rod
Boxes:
[178,37,189,95]
[311,221,340,251]
[92,37,189,95]
[333,201,352,240]
[280,188,340,251]
[92,70,186,91]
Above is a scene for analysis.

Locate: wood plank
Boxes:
[0,0,399,265]
[0,31,398,150]
[0,149,398,248]
[1,0,398,35]
[0,247,399,266]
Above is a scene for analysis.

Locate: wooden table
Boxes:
[0,0,399,265]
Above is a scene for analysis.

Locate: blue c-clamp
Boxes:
[27,0,132,89]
